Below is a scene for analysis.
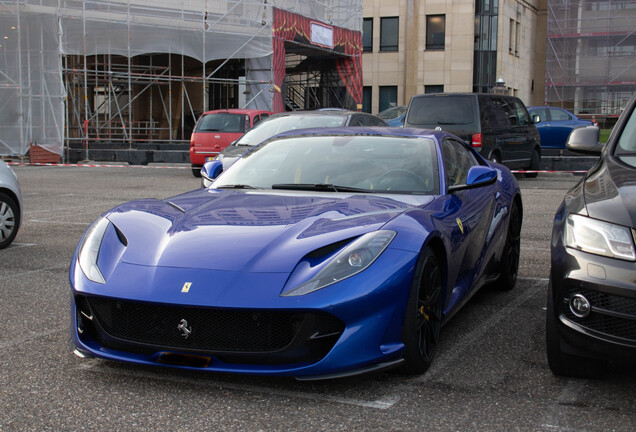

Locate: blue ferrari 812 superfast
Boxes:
[70,127,522,379]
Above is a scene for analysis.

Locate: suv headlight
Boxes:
[282,230,396,296]
[566,214,636,261]
[77,217,110,283]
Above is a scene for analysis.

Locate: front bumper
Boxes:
[550,245,636,361]
[189,149,219,166]
[70,248,418,378]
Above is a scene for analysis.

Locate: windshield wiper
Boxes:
[216,184,260,189]
[271,183,370,193]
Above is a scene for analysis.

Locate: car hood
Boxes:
[105,189,433,273]
[583,155,636,228]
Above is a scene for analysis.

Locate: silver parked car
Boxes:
[214,110,388,170]
[0,161,22,249]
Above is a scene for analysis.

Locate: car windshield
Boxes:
[213,135,439,194]
[615,106,636,168]
[377,106,407,120]
[407,96,475,126]
[195,113,247,133]
[235,115,348,146]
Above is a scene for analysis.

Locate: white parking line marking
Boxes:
[538,381,593,432]
[540,425,594,432]
[5,242,36,249]
[421,277,547,382]
[3,266,68,278]
[29,219,91,226]
[76,362,401,410]
[28,203,110,214]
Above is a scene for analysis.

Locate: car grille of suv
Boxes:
[78,295,345,358]
[564,288,636,342]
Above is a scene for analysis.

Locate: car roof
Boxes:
[267,110,360,118]
[411,92,520,100]
[269,126,447,141]
[528,106,570,111]
[201,108,272,115]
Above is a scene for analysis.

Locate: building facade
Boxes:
[546,0,636,127]
[361,0,548,114]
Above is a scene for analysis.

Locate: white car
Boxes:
[0,161,22,249]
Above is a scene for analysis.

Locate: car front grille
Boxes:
[76,295,345,364]
[563,288,636,342]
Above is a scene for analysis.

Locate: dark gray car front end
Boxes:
[547,94,636,378]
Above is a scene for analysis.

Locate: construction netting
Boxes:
[545,0,636,123]
[0,0,362,157]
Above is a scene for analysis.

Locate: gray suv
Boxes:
[405,93,541,177]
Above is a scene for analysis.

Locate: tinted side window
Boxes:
[550,108,570,121]
[349,116,366,126]
[617,105,636,153]
[442,139,479,187]
[367,115,388,126]
[481,97,512,127]
[513,100,531,126]
[532,108,549,122]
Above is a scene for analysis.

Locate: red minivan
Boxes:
[189,109,272,176]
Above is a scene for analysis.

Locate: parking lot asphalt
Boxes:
[1,165,635,431]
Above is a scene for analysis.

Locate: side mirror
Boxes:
[566,125,602,155]
[532,114,541,124]
[466,166,497,186]
[448,166,497,192]
[201,160,223,188]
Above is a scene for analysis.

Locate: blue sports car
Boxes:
[70,127,522,379]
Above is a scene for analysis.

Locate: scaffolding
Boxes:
[0,0,362,160]
[545,0,636,126]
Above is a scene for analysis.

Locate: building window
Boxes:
[362,86,372,113]
[474,0,498,93]
[379,86,397,112]
[426,15,445,50]
[380,17,399,52]
[363,18,373,52]
[509,19,520,56]
[425,85,444,94]
[508,19,515,54]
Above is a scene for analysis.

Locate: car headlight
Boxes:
[282,230,396,296]
[566,214,636,261]
[78,217,110,283]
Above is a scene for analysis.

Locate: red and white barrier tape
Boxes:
[510,170,588,174]
[6,162,188,169]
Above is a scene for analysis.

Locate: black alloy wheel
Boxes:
[0,192,19,249]
[192,167,202,178]
[489,152,501,164]
[495,200,521,290]
[401,246,444,374]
